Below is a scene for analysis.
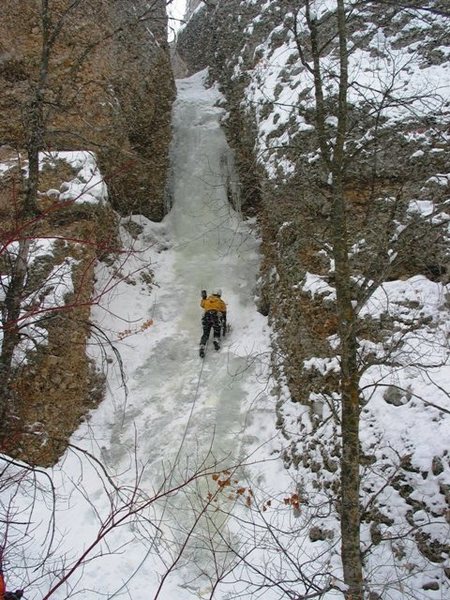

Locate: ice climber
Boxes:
[199,289,227,358]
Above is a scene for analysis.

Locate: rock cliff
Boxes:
[0,0,175,464]
[0,0,174,220]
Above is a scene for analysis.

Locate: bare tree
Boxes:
[0,445,239,598]
[254,0,450,597]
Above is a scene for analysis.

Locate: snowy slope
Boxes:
[90,70,271,478]
[2,72,297,600]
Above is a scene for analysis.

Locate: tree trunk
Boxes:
[332,1,363,597]
[24,0,51,216]
[0,239,31,424]
[332,177,363,598]
[306,0,364,594]
[25,98,44,216]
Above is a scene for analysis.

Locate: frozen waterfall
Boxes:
[33,71,274,600]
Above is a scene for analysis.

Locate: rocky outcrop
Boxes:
[0,152,118,465]
[0,1,176,464]
[0,0,174,220]
[185,0,210,21]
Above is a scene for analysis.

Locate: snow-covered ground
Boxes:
[2,71,306,600]
[76,70,276,598]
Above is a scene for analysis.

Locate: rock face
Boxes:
[0,0,175,464]
[0,151,118,466]
[0,0,174,220]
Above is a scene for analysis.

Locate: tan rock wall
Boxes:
[0,0,174,220]
[0,151,119,465]
[0,0,175,464]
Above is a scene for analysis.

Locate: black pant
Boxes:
[200,311,222,346]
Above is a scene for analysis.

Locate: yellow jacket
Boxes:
[201,295,227,313]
